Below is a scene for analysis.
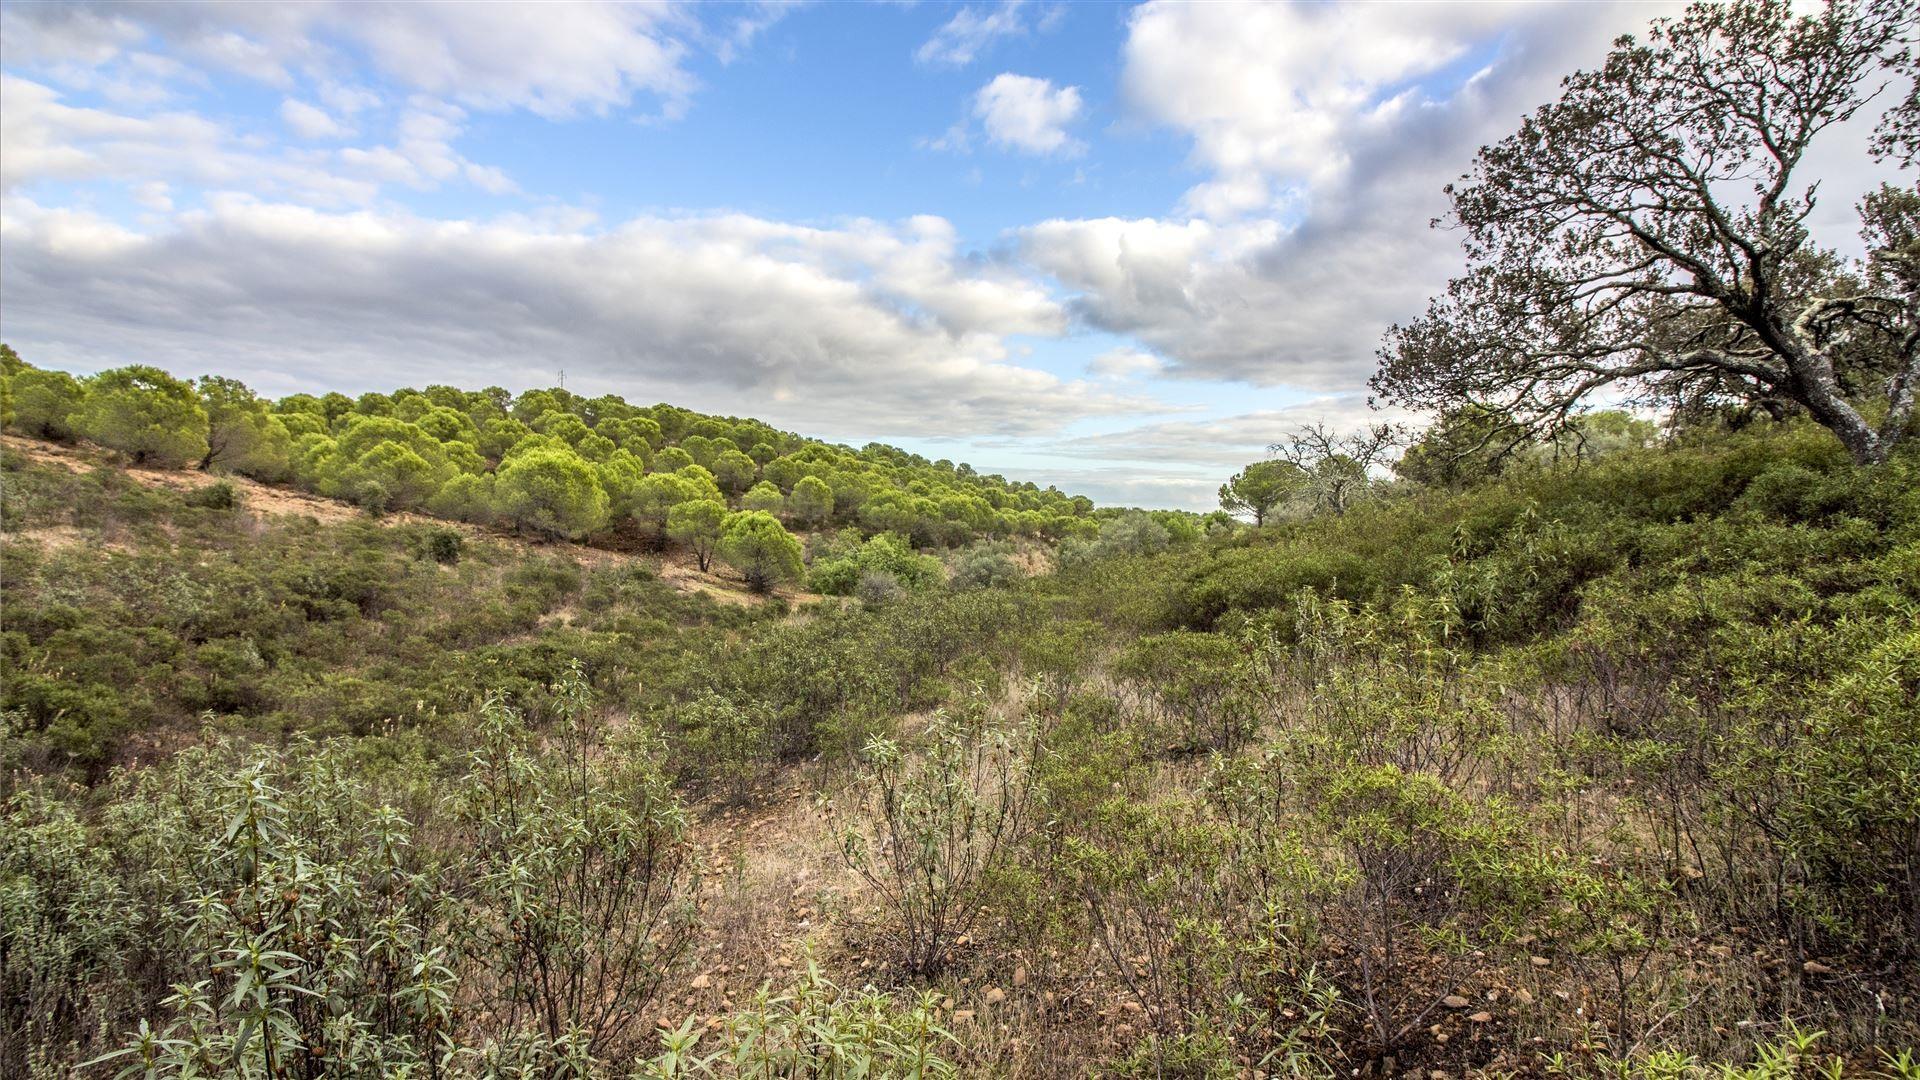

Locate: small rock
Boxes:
[1529,956,1551,968]
[1442,995,1471,1009]
[1467,1012,1493,1024]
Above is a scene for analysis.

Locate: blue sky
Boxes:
[0,1,1716,507]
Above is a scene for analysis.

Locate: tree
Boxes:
[740,480,785,516]
[428,471,495,522]
[494,446,609,540]
[630,472,699,543]
[1375,0,1920,465]
[1218,459,1306,525]
[650,446,696,472]
[1272,422,1400,515]
[718,510,804,592]
[413,405,479,446]
[5,362,86,440]
[346,442,444,511]
[76,365,208,467]
[711,449,758,496]
[789,473,835,527]
[595,448,648,520]
[666,498,727,572]
[197,376,291,478]
[1393,405,1531,490]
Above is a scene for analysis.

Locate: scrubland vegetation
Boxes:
[5,362,1916,1077]
[3,0,1917,1075]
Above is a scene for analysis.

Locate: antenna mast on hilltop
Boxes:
[558,368,566,391]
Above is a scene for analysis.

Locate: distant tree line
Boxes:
[0,346,1117,591]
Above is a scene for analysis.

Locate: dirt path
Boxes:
[655,770,865,1028]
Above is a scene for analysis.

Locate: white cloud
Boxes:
[712,0,805,66]
[916,2,1029,67]
[4,1,700,120]
[1018,3,1682,391]
[280,98,350,139]
[1121,1,1534,219]
[1087,347,1164,379]
[1006,463,1226,511]
[132,180,173,212]
[0,74,380,204]
[1,76,512,204]
[973,73,1082,156]
[0,198,1159,439]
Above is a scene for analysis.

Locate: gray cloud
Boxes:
[0,197,1157,440]
[1020,2,1678,391]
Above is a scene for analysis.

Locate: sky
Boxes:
[0,0,1834,508]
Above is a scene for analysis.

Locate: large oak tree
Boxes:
[1376,0,1918,464]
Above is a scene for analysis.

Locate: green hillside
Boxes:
[2,347,1131,562]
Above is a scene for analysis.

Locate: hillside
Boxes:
[4,392,1917,1076]
[2,350,1124,559]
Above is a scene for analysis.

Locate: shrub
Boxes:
[949,542,1023,591]
[182,479,239,510]
[834,700,1038,974]
[640,962,959,1078]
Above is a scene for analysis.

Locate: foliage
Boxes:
[1376,0,1920,464]
[666,498,727,572]
[1,350,1102,555]
[947,542,1023,591]
[494,445,610,539]
[638,962,959,1079]
[809,533,944,596]
[834,701,1038,975]
[1218,459,1305,525]
[4,364,86,440]
[197,376,291,478]
[718,511,804,592]
[788,474,834,527]
[6,672,694,1077]
[74,366,209,468]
